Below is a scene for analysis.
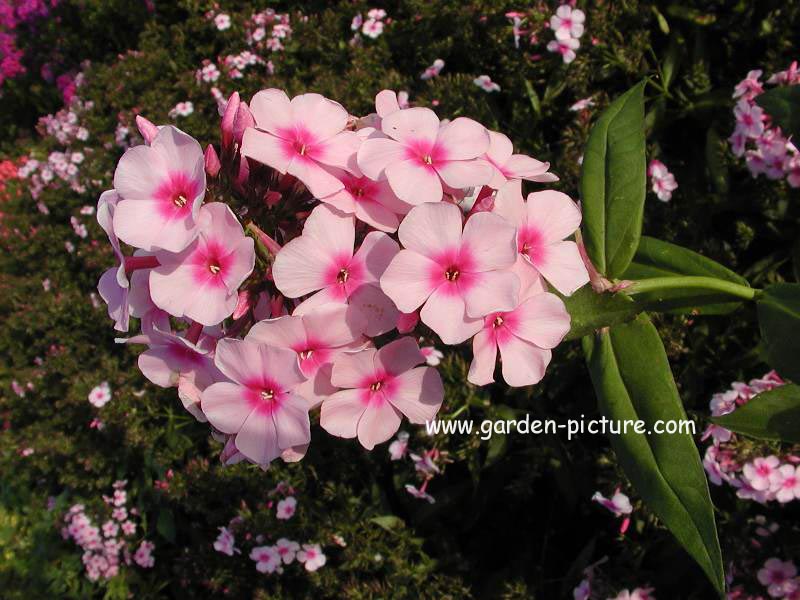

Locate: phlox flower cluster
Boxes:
[351,8,388,40]
[98,86,585,471]
[572,559,655,600]
[702,371,800,505]
[169,101,194,119]
[547,4,586,64]
[729,63,800,187]
[388,430,449,504]
[755,557,799,599]
[0,158,22,203]
[88,381,112,407]
[243,8,292,53]
[646,159,678,202]
[61,480,155,581]
[0,0,59,87]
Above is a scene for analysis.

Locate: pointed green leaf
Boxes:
[560,286,642,340]
[757,283,800,381]
[583,314,724,594]
[580,81,647,278]
[755,86,800,140]
[712,384,800,443]
[622,236,749,314]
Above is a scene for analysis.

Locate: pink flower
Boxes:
[88,382,112,407]
[149,202,255,326]
[362,18,384,38]
[420,346,443,366]
[733,69,764,101]
[388,431,409,460]
[647,159,678,202]
[112,126,206,253]
[275,538,300,564]
[271,204,399,333]
[250,545,280,573]
[380,202,519,344]
[550,5,585,40]
[473,75,501,92]
[468,267,569,387]
[201,339,310,466]
[405,484,435,503]
[296,543,326,571]
[484,130,557,189]
[321,337,444,450]
[758,558,797,597]
[771,464,800,503]
[573,578,591,600]
[357,106,493,205]
[767,61,800,85]
[213,526,238,556]
[247,303,367,405]
[743,456,781,491]
[569,97,595,112]
[547,37,580,64]
[133,541,155,568]
[591,490,633,517]
[276,496,297,519]
[214,13,231,30]
[241,89,361,198]
[320,164,411,233]
[492,180,588,296]
[421,59,445,80]
[611,588,655,600]
[734,99,765,138]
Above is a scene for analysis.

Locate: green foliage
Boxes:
[757,283,800,381]
[712,384,800,443]
[755,85,800,140]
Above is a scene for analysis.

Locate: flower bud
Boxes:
[204,144,221,177]
[135,115,159,145]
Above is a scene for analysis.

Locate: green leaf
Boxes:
[560,286,642,340]
[756,86,800,140]
[757,283,800,381]
[156,508,176,544]
[712,384,800,443]
[580,80,647,278]
[524,79,541,117]
[651,6,670,34]
[369,515,405,532]
[705,126,729,196]
[583,314,724,594]
[622,236,749,314]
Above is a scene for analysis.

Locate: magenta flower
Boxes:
[321,337,444,450]
[468,268,569,387]
[202,339,310,466]
[271,204,399,321]
[380,202,519,344]
[241,89,361,198]
[112,126,206,253]
[357,106,493,205]
[742,455,781,491]
[484,130,558,189]
[758,558,797,597]
[591,490,633,517]
[149,202,255,326]
[247,303,367,405]
[492,180,589,296]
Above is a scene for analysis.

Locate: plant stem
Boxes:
[626,276,760,302]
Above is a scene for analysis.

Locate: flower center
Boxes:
[337,268,349,284]
[260,389,275,401]
[493,315,504,327]
[353,187,365,198]
[208,262,221,274]
[173,193,188,207]
[299,349,313,360]
[422,154,433,165]
[295,141,307,156]
[370,381,382,392]
[444,266,460,282]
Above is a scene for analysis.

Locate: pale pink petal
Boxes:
[301,203,355,260]
[202,382,253,433]
[498,335,551,387]
[286,156,345,198]
[320,389,367,438]
[113,145,167,201]
[330,348,377,388]
[315,131,361,170]
[301,303,366,347]
[236,410,282,465]
[248,88,293,133]
[381,106,440,145]
[212,338,267,385]
[241,128,291,173]
[385,159,443,205]
[152,126,205,176]
[272,237,334,298]
[467,328,498,385]
[491,179,526,227]
[298,363,338,409]
[290,93,349,140]
[436,117,490,160]
[420,285,482,344]
[113,198,199,253]
[357,137,406,180]
[354,198,400,232]
[273,393,311,449]
[461,211,518,272]
[357,399,403,450]
[507,292,570,349]
[396,202,462,258]
[374,337,424,376]
[525,190,582,243]
[98,267,129,332]
[533,240,589,296]
[348,284,399,337]
[486,131,514,166]
[509,255,547,301]
[504,154,557,182]
[380,250,439,313]
[353,230,399,284]
[291,286,346,315]
[375,90,400,118]
[435,158,494,189]
[387,366,443,423]
[137,347,178,387]
[462,270,520,318]
[246,315,307,349]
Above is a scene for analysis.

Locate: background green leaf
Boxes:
[580,80,647,278]
[712,384,800,443]
[756,86,800,140]
[757,283,800,381]
[583,314,724,595]
[622,236,750,314]
[561,286,642,340]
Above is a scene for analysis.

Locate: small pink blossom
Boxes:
[362,18,384,38]
[296,543,326,571]
[421,59,445,80]
[250,545,281,573]
[742,456,781,492]
[647,159,678,202]
[276,496,297,520]
[547,37,580,64]
[388,431,409,460]
[550,5,585,40]
[591,490,633,517]
[405,484,435,503]
[771,464,800,503]
[213,526,239,556]
[88,382,112,408]
[758,558,797,597]
[473,75,500,92]
[214,14,231,31]
[275,538,300,564]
